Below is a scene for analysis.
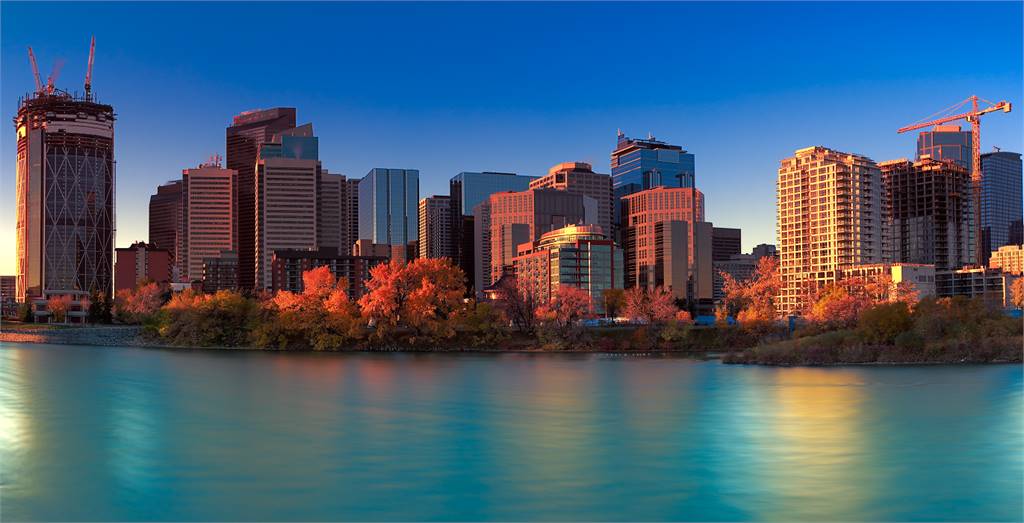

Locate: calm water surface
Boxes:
[1,343,1021,521]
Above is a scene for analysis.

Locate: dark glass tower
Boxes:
[916,125,972,170]
[226,108,296,291]
[980,150,1023,264]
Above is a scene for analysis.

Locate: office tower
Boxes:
[449,171,536,287]
[270,249,388,300]
[529,162,613,235]
[114,242,171,292]
[752,243,778,259]
[917,125,971,170]
[181,162,236,283]
[611,131,695,202]
[14,80,116,302]
[255,124,321,291]
[881,158,972,270]
[512,225,623,313]
[343,178,360,253]
[621,187,707,298]
[980,151,1023,263]
[149,180,183,263]
[359,168,419,251]
[418,196,452,259]
[202,251,239,293]
[777,146,883,314]
[988,244,1023,276]
[475,188,594,295]
[226,107,297,290]
[712,227,742,261]
[317,170,356,254]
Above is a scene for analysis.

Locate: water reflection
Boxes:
[0,345,1020,522]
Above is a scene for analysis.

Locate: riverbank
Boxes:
[723,333,1023,365]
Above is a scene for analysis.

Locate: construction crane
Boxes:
[46,58,64,95]
[897,95,1012,266]
[27,46,43,94]
[84,36,95,101]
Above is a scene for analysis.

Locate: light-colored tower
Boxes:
[776,146,883,315]
[418,196,452,259]
[182,161,236,283]
[529,162,613,235]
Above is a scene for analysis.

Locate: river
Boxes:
[1,343,1021,521]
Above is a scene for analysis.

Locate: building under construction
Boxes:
[881,157,973,271]
[14,40,116,302]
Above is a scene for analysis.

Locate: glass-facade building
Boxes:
[980,151,1023,262]
[611,132,695,201]
[917,125,972,170]
[359,168,420,247]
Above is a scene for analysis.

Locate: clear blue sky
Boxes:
[2,1,1022,273]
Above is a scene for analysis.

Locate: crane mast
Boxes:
[898,95,1012,267]
[27,47,43,94]
[85,36,95,101]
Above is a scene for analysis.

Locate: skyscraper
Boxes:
[917,125,971,170]
[343,178,360,254]
[182,162,236,283]
[712,227,742,262]
[529,162,613,235]
[255,124,321,291]
[611,131,695,198]
[148,180,183,264]
[880,157,972,270]
[14,83,115,301]
[226,107,297,291]
[980,150,1023,263]
[418,196,452,259]
[777,146,883,314]
[621,187,711,303]
[449,171,536,287]
[358,168,420,250]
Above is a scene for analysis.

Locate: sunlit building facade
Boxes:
[14,92,115,301]
[988,244,1024,276]
[512,225,623,313]
[530,162,613,235]
[418,195,452,259]
[777,146,883,315]
[114,241,171,292]
[182,162,236,283]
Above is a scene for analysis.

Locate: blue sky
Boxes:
[2,1,1022,273]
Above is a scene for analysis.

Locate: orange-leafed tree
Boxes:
[47,294,72,323]
[358,258,466,343]
[622,287,677,324]
[536,285,594,329]
[114,281,166,324]
[721,256,781,323]
[1012,278,1024,309]
[254,266,361,350]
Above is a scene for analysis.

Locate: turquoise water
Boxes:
[1,343,1021,521]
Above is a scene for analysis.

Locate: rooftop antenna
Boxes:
[27,47,43,94]
[84,36,95,101]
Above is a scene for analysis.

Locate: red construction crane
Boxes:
[897,95,1012,266]
[27,46,43,94]
[85,36,95,100]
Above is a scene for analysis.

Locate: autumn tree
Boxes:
[114,282,167,324]
[1011,278,1024,309]
[47,295,72,323]
[536,285,594,329]
[154,289,259,347]
[358,258,466,344]
[721,256,781,323]
[622,287,677,324]
[252,266,361,350]
[493,276,540,334]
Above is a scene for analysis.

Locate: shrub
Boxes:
[858,302,912,345]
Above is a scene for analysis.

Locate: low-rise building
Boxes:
[988,244,1024,276]
[1,275,17,317]
[840,263,937,300]
[202,252,239,293]
[511,225,623,313]
[936,267,1018,309]
[114,242,172,292]
[270,248,388,300]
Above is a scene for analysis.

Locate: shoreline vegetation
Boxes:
[5,258,1022,366]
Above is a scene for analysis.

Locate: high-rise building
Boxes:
[512,224,623,313]
[475,188,594,295]
[752,243,778,259]
[880,157,972,270]
[917,125,971,170]
[712,227,742,262]
[529,162,613,235]
[255,124,321,291]
[358,168,419,255]
[202,251,239,293]
[418,196,452,259]
[181,162,236,283]
[777,146,883,315]
[343,178,360,253]
[114,242,171,292]
[317,170,361,255]
[226,107,297,291]
[988,244,1024,276]
[148,180,183,264]
[449,171,536,288]
[980,151,1023,263]
[620,187,711,304]
[611,131,695,199]
[14,86,115,302]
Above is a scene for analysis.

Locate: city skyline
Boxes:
[2,2,1023,275]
